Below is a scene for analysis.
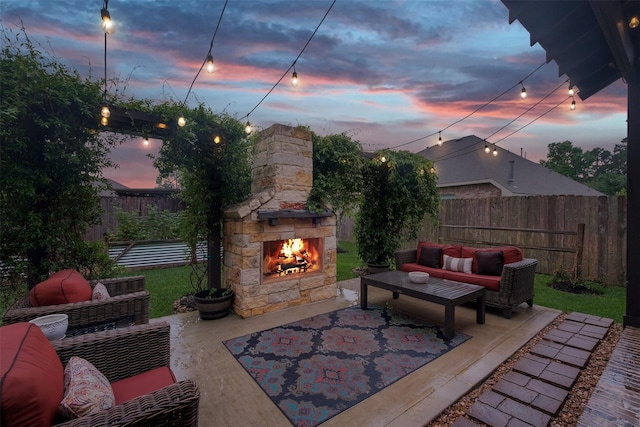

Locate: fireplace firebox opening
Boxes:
[263,238,322,279]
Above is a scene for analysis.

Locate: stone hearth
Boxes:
[223,124,337,318]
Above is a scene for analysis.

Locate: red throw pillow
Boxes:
[0,323,64,427]
[30,269,93,307]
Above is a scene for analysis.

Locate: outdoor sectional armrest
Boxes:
[90,275,146,296]
[55,379,200,427]
[2,290,150,327]
[488,258,538,318]
[52,322,170,382]
[394,248,418,268]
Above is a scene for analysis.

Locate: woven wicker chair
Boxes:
[2,276,149,333]
[395,249,537,318]
[52,322,199,427]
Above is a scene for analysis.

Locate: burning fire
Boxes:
[264,238,320,277]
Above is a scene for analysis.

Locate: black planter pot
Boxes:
[194,289,234,320]
[367,262,390,274]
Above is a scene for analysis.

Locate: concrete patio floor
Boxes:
[158,278,560,427]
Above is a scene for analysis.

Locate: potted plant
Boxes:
[355,149,439,273]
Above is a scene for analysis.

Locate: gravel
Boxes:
[428,313,624,427]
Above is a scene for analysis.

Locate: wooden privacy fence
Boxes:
[342,195,626,285]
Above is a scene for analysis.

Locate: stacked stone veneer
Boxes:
[223,124,337,318]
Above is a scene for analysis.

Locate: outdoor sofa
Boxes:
[2,273,150,333]
[395,241,537,318]
[0,321,199,426]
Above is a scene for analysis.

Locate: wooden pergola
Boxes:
[501,0,640,327]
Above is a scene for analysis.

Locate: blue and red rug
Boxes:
[223,305,471,427]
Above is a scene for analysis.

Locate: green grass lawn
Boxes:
[0,240,626,322]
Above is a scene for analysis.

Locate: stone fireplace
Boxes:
[223,124,337,318]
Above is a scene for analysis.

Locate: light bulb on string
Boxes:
[206,54,214,73]
[493,146,498,157]
[291,69,298,87]
[178,116,186,127]
[100,116,108,126]
[100,105,110,118]
[143,138,149,146]
[570,97,576,110]
[100,3,114,34]
[568,84,575,96]
[213,135,221,144]
[437,131,443,146]
[519,82,527,99]
[245,121,252,135]
[484,143,490,154]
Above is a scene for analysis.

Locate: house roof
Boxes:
[417,135,604,197]
[501,0,639,101]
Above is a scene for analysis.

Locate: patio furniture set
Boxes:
[0,270,200,427]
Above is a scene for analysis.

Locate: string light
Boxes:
[206,54,214,73]
[213,135,221,144]
[291,63,299,87]
[570,97,576,110]
[492,146,498,157]
[437,131,443,146]
[245,120,252,134]
[484,142,490,154]
[101,1,114,34]
[100,116,108,126]
[100,105,110,118]
[629,16,639,29]
[178,116,186,127]
[519,81,527,99]
[568,83,575,96]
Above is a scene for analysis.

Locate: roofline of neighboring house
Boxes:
[437,179,516,196]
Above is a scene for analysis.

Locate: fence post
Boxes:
[575,223,585,279]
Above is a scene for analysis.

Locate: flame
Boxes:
[281,238,304,258]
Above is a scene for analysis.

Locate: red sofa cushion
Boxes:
[30,269,93,307]
[0,323,64,427]
[111,366,177,404]
[400,263,445,278]
[441,271,501,291]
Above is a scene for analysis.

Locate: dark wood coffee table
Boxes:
[360,270,485,339]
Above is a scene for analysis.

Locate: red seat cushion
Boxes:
[30,269,93,307]
[400,263,445,278]
[442,271,501,291]
[0,323,64,427]
[111,366,177,404]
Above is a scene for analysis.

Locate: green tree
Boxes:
[150,102,252,291]
[355,150,439,266]
[0,27,117,286]
[307,132,364,236]
[539,141,587,180]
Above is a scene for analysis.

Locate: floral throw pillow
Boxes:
[442,255,473,274]
[59,356,115,419]
[91,282,110,301]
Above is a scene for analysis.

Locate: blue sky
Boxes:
[1,0,628,187]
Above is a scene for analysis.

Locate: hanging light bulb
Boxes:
[380,156,387,163]
[437,131,443,146]
[291,70,298,87]
[493,146,498,157]
[213,135,221,144]
[101,7,114,34]
[568,84,575,96]
[178,116,186,127]
[629,16,639,29]
[484,143,490,154]
[100,116,108,126]
[206,54,214,73]
[570,97,576,110]
[100,104,110,118]
[245,121,252,135]
[429,167,435,174]
[520,82,527,99]
[143,138,149,146]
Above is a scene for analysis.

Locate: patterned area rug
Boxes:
[223,305,471,427]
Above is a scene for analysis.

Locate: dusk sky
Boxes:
[1,0,628,188]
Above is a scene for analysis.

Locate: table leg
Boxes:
[360,280,368,309]
[392,291,400,299]
[444,303,454,339]
[476,292,485,324]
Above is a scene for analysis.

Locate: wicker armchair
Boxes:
[52,322,199,427]
[394,248,538,318]
[2,276,149,333]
